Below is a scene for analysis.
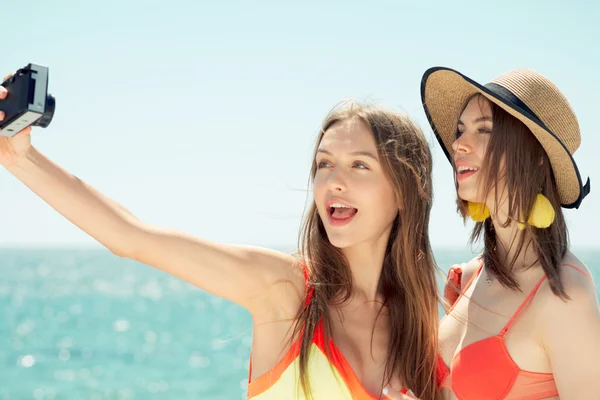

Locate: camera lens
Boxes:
[34,94,55,128]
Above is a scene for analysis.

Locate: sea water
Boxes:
[1,248,598,400]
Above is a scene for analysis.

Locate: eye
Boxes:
[317,160,332,169]
[456,129,464,139]
[353,161,369,170]
[478,127,492,134]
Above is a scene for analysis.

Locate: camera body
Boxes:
[0,63,55,137]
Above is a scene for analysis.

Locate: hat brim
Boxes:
[421,66,588,209]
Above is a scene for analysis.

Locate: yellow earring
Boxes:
[517,193,555,230]
[467,202,490,222]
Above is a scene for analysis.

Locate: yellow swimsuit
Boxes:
[247,268,407,400]
[247,318,398,399]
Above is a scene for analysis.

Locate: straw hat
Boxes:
[420,67,590,209]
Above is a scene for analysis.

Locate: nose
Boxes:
[327,168,348,193]
[451,132,473,154]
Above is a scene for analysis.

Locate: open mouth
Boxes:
[328,203,358,226]
[456,166,479,181]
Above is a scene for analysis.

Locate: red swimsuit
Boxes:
[440,263,590,400]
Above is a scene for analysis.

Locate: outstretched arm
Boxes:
[1,83,304,317]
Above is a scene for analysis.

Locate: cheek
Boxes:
[363,179,397,220]
[475,135,491,161]
[313,175,328,215]
[313,171,328,196]
[313,176,324,198]
[381,192,399,221]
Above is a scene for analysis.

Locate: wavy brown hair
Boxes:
[291,101,442,399]
[457,95,568,298]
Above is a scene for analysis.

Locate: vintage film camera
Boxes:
[0,63,55,137]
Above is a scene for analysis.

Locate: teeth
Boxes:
[457,166,479,173]
[330,203,351,208]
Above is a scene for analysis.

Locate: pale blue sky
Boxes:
[1,0,598,251]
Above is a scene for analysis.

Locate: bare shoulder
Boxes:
[561,251,595,285]
[536,251,600,378]
[251,246,306,294]
[251,247,308,316]
[250,246,304,279]
[538,251,598,320]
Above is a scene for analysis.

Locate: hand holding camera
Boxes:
[0,64,55,167]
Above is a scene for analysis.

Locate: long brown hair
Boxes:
[457,95,568,298]
[291,101,442,399]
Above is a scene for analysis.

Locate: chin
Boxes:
[457,186,477,203]
[325,232,357,250]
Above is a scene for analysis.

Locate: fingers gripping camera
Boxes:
[0,63,55,137]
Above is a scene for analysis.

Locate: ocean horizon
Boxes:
[1,246,598,400]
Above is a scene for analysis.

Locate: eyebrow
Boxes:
[317,148,379,161]
[457,116,493,125]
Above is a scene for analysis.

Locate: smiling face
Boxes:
[295,102,442,400]
[452,95,496,204]
[313,118,398,249]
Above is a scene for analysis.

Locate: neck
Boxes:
[341,233,390,304]
[488,203,539,272]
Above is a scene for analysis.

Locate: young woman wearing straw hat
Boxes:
[0,68,447,399]
[420,67,600,399]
